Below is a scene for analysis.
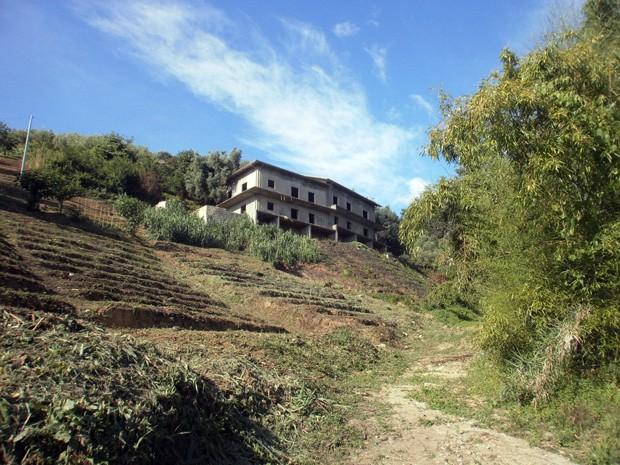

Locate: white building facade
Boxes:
[217,160,383,247]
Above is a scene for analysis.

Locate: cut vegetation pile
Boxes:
[0,309,283,465]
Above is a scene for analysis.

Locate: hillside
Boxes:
[2,154,610,464]
[0,154,426,464]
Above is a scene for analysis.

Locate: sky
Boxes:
[0,0,581,211]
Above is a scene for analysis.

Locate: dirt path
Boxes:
[352,329,578,465]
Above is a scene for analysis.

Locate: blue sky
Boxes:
[0,0,581,210]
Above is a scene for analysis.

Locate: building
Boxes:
[216,160,383,247]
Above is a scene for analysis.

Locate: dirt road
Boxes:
[352,325,578,465]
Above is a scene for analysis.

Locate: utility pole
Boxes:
[20,114,33,176]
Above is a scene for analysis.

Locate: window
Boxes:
[240,205,246,214]
[346,221,351,230]
[308,192,315,203]
[333,195,338,205]
[363,210,368,219]
[267,202,274,211]
[291,186,299,198]
[346,202,351,211]
[241,182,247,192]
[267,179,275,188]
[291,208,298,220]
[363,228,368,237]
[309,213,315,224]
[333,216,338,225]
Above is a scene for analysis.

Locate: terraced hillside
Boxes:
[0,156,427,464]
[0,210,282,333]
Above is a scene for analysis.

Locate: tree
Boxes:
[43,167,82,213]
[19,171,49,210]
[375,206,405,256]
[0,122,17,155]
[184,155,208,203]
[400,0,620,386]
[204,148,242,204]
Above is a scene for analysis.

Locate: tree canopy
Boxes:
[400,0,619,401]
[2,127,242,206]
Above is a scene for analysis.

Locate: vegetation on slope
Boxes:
[0,309,283,465]
[135,200,322,268]
[399,0,619,461]
[3,128,242,205]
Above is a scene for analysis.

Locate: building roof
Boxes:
[228,160,380,207]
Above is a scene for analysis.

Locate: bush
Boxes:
[43,167,82,213]
[114,195,149,235]
[142,205,321,268]
[18,171,49,210]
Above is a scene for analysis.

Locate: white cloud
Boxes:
[407,177,429,198]
[396,177,429,204]
[333,21,360,37]
[364,44,387,82]
[410,94,434,117]
[82,1,424,208]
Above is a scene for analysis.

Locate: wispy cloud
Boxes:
[81,1,424,208]
[508,0,585,53]
[364,44,387,82]
[333,21,360,38]
[409,94,434,117]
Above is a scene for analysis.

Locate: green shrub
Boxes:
[142,205,321,268]
[114,195,149,235]
[19,168,82,212]
[19,171,49,210]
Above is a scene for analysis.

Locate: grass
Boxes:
[405,314,620,464]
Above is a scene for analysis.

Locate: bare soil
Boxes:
[351,333,578,465]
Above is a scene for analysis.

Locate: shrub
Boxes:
[18,171,49,210]
[43,167,82,213]
[114,195,149,235]
[142,205,321,267]
[248,227,321,269]
[19,168,82,212]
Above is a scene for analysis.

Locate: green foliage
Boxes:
[142,205,321,268]
[0,311,282,465]
[0,121,18,154]
[42,167,83,213]
[400,0,620,403]
[375,206,405,256]
[18,171,49,210]
[114,195,149,235]
[247,226,322,269]
[2,124,241,205]
[18,167,82,212]
[181,149,242,205]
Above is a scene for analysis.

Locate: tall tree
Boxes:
[375,206,405,256]
[400,0,620,386]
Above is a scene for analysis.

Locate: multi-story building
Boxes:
[217,160,382,247]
